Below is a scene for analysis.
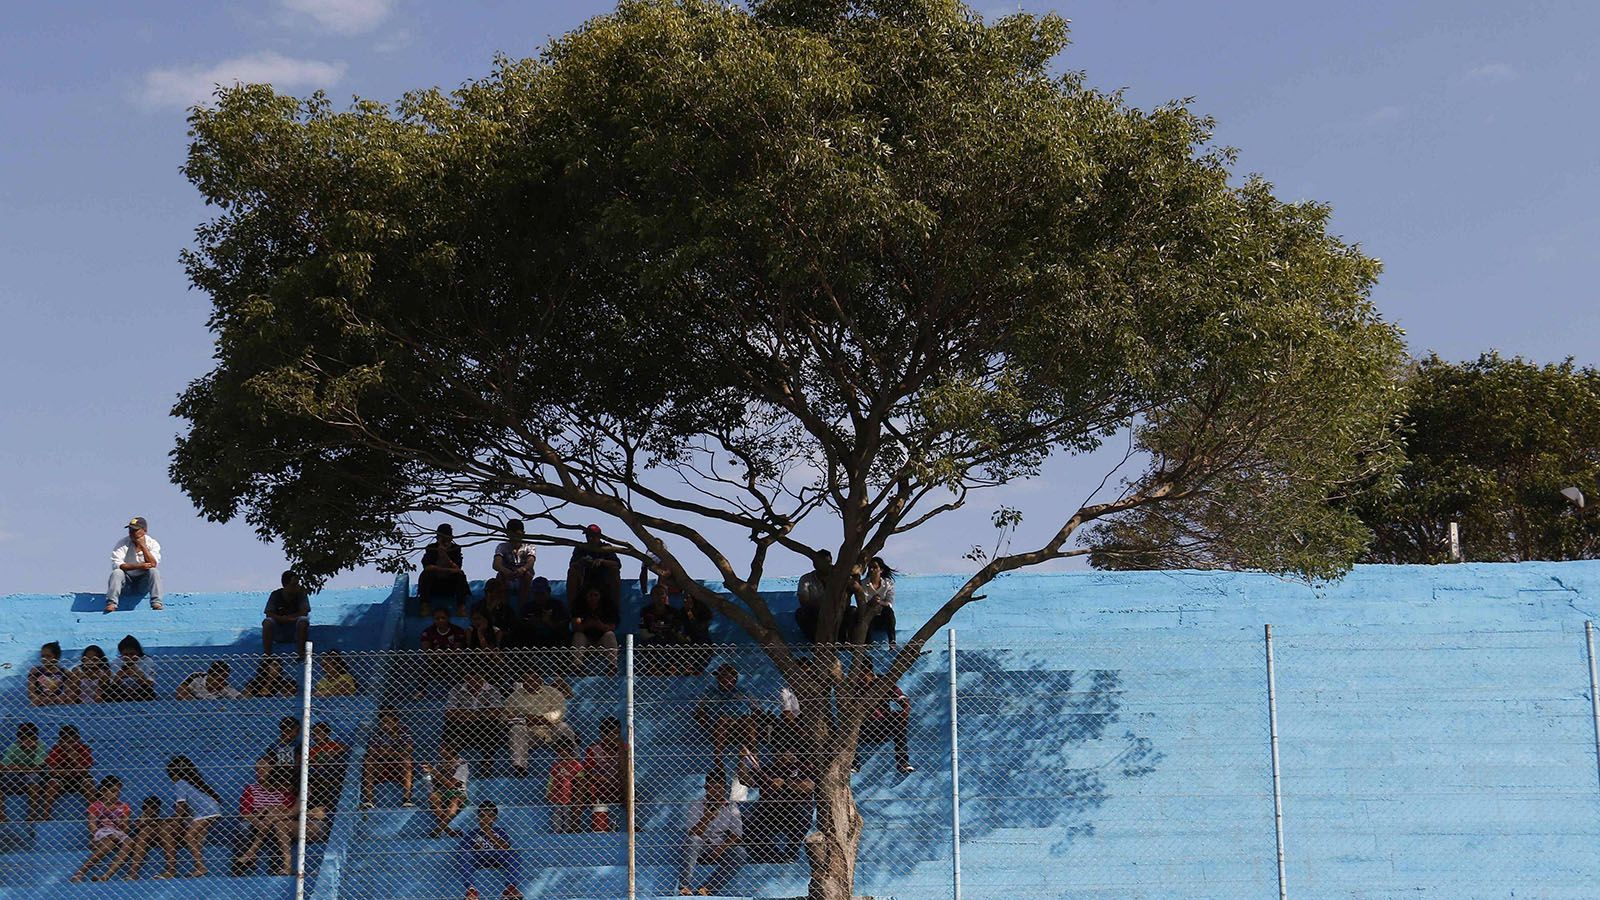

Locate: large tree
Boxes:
[1350,353,1600,564]
[170,0,1405,895]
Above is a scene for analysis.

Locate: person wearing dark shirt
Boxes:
[851,663,915,775]
[418,524,471,617]
[421,609,470,686]
[568,585,619,676]
[565,525,621,613]
[746,750,816,863]
[474,577,519,634]
[262,571,311,657]
[513,578,569,649]
[639,583,688,675]
[794,550,830,642]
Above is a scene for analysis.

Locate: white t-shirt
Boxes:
[862,578,895,606]
[181,673,241,700]
[778,686,800,716]
[110,535,162,568]
[493,541,536,574]
[685,796,742,843]
[174,780,221,821]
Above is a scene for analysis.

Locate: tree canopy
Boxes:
[1351,353,1600,564]
[170,1,1406,893]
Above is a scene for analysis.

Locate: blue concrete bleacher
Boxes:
[2,561,1600,898]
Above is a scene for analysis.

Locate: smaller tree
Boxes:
[1351,353,1600,563]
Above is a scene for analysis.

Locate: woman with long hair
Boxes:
[852,557,899,648]
[163,755,223,878]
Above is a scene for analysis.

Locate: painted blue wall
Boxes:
[2,561,1599,898]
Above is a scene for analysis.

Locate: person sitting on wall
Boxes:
[568,584,620,676]
[677,770,745,896]
[794,550,830,642]
[360,706,415,810]
[492,520,538,608]
[639,582,690,675]
[512,578,569,651]
[243,657,299,698]
[106,516,163,613]
[849,556,898,648]
[851,663,915,775]
[175,661,241,700]
[419,523,472,617]
[693,664,760,763]
[456,801,524,899]
[262,570,311,657]
[565,525,622,614]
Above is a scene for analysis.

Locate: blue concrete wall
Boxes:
[3,560,1599,898]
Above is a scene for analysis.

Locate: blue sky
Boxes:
[1,0,1596,594]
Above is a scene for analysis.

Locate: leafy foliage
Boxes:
[1349,354,1600,563]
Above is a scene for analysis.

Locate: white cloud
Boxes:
[1367,105,1406,124]
[1465,62,1518,83]
[280,0,395,35]
[139,52,346,109]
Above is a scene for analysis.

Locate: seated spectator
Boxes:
[445,671,505,777]
[105,635,157,703]
[850,556,898,647]
[69,645,113,704]
[775,656,810,756]
[503,671,573,778]
[492,520,538,608]
[176,661,241,700]
[455,801,524,900]
[423,608,471,685]
[693,664,759,762]
[305,722,348,841]
[231,758,297,876]
[360,706,415,810]
[545,735,586,833]
[106,516,163,613]
[679,592,715,674]
[94,795,164,881]
[512,578,569,651]
[243,657,299,698]
[0,722,46,823]
[164,756,224,878]
[745,751,816,864]
[419,523,471,617]
[425,743,470,838]
[38,724,95,820]
[262,570,311,657]
[730,719,762,805]
[678,770,745,896]
[583,716,629,827]
[852,663,914,775]
[475,576,519,634]
[565,524,621,612]
[28,641,72,706]
[794,549,830,642]
[467,609,505,653]
[265,716,301,769]
[70,775,132,882]
[313,650,359,697]
[640,583,689,675]
[568,585,619,676]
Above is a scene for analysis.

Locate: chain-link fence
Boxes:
[7,626,1600,898]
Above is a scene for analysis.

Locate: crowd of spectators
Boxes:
[16,513,917,897]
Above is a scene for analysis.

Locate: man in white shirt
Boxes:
[677,770,745,896]
[501,670,573,778]
[107,516,162,612]
[491,519,537,606]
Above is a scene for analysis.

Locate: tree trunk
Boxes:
[807,758,863,900]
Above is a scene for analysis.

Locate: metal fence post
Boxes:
[949,628,962,900]
[296,642,315,900]
[1265,625,1287,900]
[1585,622,1600,790]
[626,633,637,900]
